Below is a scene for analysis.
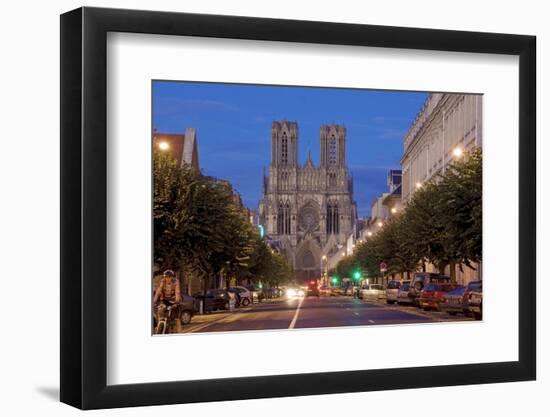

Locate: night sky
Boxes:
[153,81,428,218]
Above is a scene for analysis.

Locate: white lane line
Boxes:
[288,296,305,329]
[368,319,375,323]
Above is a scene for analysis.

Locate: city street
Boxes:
[180,295,473,334]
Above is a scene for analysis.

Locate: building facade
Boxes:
[401,93,482,203]
[401,93,483,284]
[258,121,357,282]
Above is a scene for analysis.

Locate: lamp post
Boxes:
[322,255,327,286]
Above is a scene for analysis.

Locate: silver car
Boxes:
[397,284,414,305]
[359,284,386,301]
[386,280,410,304]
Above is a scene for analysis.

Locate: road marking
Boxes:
[288,296,305,329]
[368,319,375,323]
[354,312,359,316]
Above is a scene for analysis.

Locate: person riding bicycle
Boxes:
[153,269,182,332]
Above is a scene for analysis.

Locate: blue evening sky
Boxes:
[153,81,427,217]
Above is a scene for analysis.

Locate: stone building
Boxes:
[258,121,357,282]
[401,93,482,203]
[400,93,483,284]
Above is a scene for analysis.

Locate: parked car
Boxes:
[439,286,467,316]
[227,288,242,306]
[386,280,409,304]
[418,283,460,311]
[397,283,414,305]
[229,286,253,306]
[464,280,483,320]
[409,272,451,306]
[193,289,230,313]
[319,285,331,296]
[243,285,263,303]
[359,284,385,300]
[306,279,320,297]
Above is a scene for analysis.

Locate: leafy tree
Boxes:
[337,148,482,284]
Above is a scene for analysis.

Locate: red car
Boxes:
[306,279,320,297]
[418,283,460,311]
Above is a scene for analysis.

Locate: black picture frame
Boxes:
[60,6,536,410]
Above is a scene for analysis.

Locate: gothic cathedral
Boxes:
[259,121,357,282]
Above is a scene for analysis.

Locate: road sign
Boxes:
[380,262,387,272]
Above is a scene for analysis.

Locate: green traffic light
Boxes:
[353,271,361,280]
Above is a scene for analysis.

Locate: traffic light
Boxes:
[353,270,362,281]
[331,276,339,285]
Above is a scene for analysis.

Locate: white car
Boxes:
[230,286,253,306]
[286,287,305,298]
[359,284,386,301]
[386,280,410,304]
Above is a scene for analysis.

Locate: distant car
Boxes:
[409,272,451,306]
[464,280,483,320]
[386,280,409,304]
[418,283,460,311]
[319,285,331,296]
[397,283,414,305]
[286,287,305,298]
[359,284,385,301]
[262,288,276,299]
[229,286,253,306]
[439,286,467,316]
[306,280,320,297]
[193,289,230,313]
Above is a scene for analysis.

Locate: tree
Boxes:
[153,149,295,292]
[338,148,482,284]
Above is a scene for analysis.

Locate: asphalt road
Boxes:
[181,296,469,334]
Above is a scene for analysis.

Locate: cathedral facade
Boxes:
[259,121,357,282]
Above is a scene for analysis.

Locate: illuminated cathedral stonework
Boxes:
[259,121,357,281]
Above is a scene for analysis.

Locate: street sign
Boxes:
[380,262,387,272]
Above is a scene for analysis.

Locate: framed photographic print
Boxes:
[60,6,536,410]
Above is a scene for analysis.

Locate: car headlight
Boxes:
[287,289,297,297]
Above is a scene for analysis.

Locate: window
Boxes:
[326,202,339,235]
[284,202,291,234]
[328,172,337,188]
[328,135,337,165]
[277,202,284,234]
[281,133,288,165]
[278,201,291,235]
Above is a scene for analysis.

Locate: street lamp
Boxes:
[367,231,373,237]
[377,221,383,227]
[415,182,422,189]
[391,207,398,214]
[158,141,170,151]
[321,255,328,286]
[452,146,464,158]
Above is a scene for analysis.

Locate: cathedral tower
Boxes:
[320,124,346,168]
[259,121,356,283]
[271,121,298,167]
